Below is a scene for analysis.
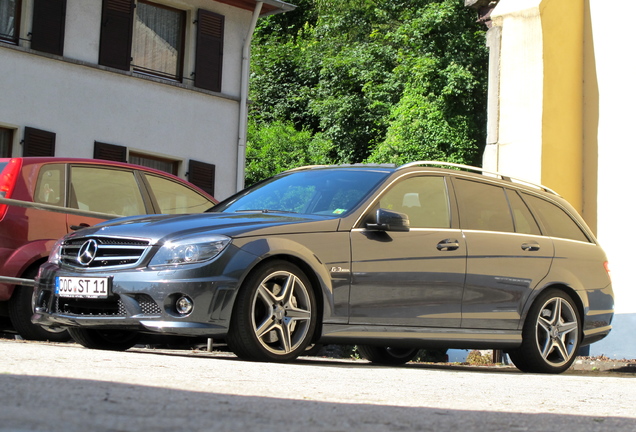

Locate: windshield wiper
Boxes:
[234,209,298,214]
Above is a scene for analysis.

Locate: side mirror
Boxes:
[366,208,410,232]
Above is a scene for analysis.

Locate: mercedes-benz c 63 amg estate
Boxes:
[32,162,614,373]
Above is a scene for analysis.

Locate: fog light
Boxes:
[175,296,194,315]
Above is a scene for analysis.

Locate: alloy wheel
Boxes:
[250,270,313,355]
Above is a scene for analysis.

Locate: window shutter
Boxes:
[94,142,127,162]
[23,127,56,156]
[99,0,135,70]
[194,10,224,92]
[188,159,215,196]
[31,0,67,56]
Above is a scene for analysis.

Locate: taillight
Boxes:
[0,158,23,220]
[604,261,611,281]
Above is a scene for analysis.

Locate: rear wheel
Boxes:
[8,268,71,342]
[227,261,317,362]
[357,346,419,365]
[508,289,581,374]
[68,328,140,351]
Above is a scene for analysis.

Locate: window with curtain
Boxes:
[0,0,20,44]
[99,2,223,91]
[129,152,178,175]
[0,127,13,157]
[132,1,185,80]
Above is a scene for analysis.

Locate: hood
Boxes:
[65,212,341,244]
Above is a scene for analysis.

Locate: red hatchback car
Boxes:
[0,157,217,341]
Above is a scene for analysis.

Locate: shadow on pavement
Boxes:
[1,374,635,432]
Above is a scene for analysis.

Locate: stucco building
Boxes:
[470,0,635,358]
[0,0,294,200]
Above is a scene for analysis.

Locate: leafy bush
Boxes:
[245,120,332,187]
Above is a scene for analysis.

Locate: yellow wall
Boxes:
[488,0,636,355]
[539,0,584,211]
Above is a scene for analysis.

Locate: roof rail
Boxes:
[282,165,330,174]
[282,163,396,174]
[398,161,559,195]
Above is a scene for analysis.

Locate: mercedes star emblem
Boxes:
[77,239,99,266]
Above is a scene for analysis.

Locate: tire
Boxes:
[357,346,419,365]
[8,268,71,342]
[68,328,140,351]
[227,261,317,362]
[304,343,324,356]
[508,289,581,374]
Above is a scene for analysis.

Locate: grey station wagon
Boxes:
[32,162,614,374]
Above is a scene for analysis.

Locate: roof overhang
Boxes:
[214,0,297,16]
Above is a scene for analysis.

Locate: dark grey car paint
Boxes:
[460,230,554,330]
[349,228,466,328]
[32,166,614,352]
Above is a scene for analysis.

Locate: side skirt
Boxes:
[319,324,522,350]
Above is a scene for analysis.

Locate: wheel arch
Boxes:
[1,240,53,301]
[521,283,585,336]
[234,254,326,344]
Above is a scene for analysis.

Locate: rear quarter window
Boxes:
[506,189,541,235]
[34,164,65,206]
[521,193,590,242]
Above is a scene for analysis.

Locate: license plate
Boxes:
[55,277,110,299]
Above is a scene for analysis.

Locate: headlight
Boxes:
[48,238,64,265]
[149,234,231,267]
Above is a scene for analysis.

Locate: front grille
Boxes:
[55,296,127,316]
[61,237,151,269]
[53,294,162,317]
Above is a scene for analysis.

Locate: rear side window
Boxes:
[144,174,213,214]
[454,179,514,232]
[521,193,590,242]
[69,166,147,216]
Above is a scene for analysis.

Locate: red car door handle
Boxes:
[70,223,91,231]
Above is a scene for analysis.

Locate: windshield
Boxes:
[213,169,390,217]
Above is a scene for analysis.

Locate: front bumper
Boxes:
[31,261,239,337]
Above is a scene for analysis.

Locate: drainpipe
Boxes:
[236,1,263,193]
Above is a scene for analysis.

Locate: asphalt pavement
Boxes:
[1,338,635,432]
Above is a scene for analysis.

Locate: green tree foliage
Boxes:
[247,0,488,184]
[245,121,332,186]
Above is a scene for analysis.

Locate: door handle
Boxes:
[437,239,460,251]
[70,223,91,231]
[521,242,540,251]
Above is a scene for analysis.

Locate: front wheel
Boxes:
[8,269,71,342]
[357,346,419,365]
[68,328,140,351]
[227,261,317,362]
[508,290,581,374]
